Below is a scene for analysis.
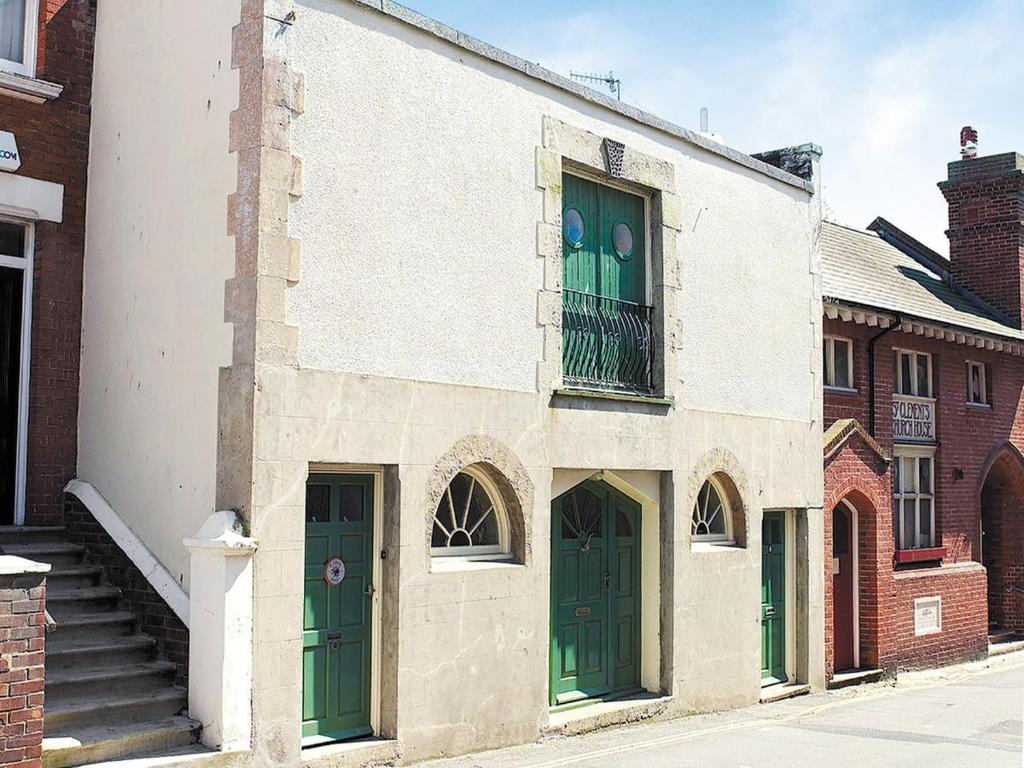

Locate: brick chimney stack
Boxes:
[939,131,1024,327]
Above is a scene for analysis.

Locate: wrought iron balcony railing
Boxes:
[561,289,654,394]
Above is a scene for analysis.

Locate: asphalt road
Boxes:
[415,655,1024,768]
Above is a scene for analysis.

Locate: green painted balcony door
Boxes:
[562,174,652,392]
[550,481,641,706]
[761,511,787,682]
[303,474,374,741]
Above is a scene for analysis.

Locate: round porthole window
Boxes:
[564,208,585,249]
[613,222,634,260]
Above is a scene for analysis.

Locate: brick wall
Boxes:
[0,569,46,768]
[823,435,891,677]
[63,496,188,684]
[939,153,1024,327]
[823,314,1024,670]
[0,0,96,525]
[891,564,988,668]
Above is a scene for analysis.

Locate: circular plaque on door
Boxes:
[323,557,346,586]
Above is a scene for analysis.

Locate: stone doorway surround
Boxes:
[534,117,683,399]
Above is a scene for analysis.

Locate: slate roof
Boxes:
[821,221,1024,341]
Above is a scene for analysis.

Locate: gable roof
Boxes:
[823,419,890,462]
[821,221,1024,342]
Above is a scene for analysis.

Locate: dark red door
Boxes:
[832,504,855,671]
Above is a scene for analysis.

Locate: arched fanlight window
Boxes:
[431,466,510,558]
[692,476,733,543]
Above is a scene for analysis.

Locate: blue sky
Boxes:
[405,0,1023,254]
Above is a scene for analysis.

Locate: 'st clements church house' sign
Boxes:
[893,396,935,442]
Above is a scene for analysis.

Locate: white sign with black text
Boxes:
[0,132,21,173]
[893,395,936,443]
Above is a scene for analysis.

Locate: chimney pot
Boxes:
[960,125,978,159]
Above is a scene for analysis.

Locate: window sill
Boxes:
[553,387,674,407]
[824,385,858,395]
[966,402,991,411]
[429,557,520,574]
[894,547,946,565]
[0,71,63,104]
[691,540,741,553]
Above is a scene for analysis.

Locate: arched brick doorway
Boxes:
[832,499,858,671]
[823,419,892,677]
[980,445,1024,633]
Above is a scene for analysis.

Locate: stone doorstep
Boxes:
[988,639,1024,658]
[759,682,811,704]
[544,692,674,737]
[302,737,402,768]
[71,747,249,768]
[828,668,886,690]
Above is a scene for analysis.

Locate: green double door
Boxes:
[761,511,787,682]
[303,474,374,740]
[550,481,641,706]
[562,174,646,303]
[561,174,650,391]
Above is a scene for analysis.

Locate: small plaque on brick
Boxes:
[914,596,942,636]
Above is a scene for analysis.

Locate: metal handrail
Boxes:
[562,289,654,394]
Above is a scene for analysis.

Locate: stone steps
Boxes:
[46,563,104,590]
[45,635,158,672]
[47,585,123,615]
[45,686,189,731]
[41,717,200,768]
[46,661,178,699]
[0,526,200,767]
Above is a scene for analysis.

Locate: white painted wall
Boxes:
[288,0,816,422]
[78,0,238,587]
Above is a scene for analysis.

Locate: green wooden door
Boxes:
[303,474,374,740]
[550,481,641,706]
[761,511,787,682]
[562,175,650,392]
[562,174,646,302]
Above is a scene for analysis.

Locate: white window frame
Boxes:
[894,349,933,398]
[823,335,855,391]
[0,218,33,526]
[691,475,734,544]
[893,446,936,551]
[965,360,989,407]
[0,0,39,79]
[430,465,511,561]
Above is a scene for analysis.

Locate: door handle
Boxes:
[327,630,343,651]
[602,572,610,589]
[367,583,376,599]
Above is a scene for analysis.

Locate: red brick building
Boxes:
[821,149,1024,677]
[0,0,95,527]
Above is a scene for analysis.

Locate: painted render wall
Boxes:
[224,2,825,763]
[287,0,816,423]
[78,1,239,586]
